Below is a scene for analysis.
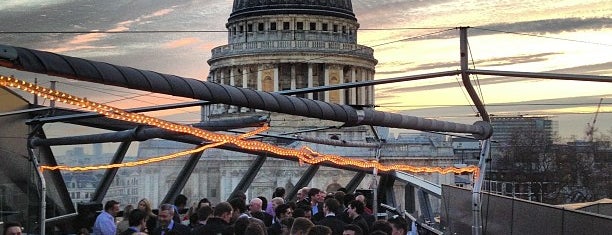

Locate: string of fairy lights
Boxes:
[0,75,479,176]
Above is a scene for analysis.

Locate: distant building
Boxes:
[58,146,140,206]
[490,115,557,147]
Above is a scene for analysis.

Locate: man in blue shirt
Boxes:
[93,200,120,235]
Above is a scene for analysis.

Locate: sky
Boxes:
[0,0,611,143]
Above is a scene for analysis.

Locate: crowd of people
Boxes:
[81,187,417,235]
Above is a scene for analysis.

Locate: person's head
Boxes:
[104,200,120,216]
[137,198,153,215]
[290,217,314,235]
[342,224,363,235]
[230,197,247,220]
[343,194,356,207]
[244,219,266,235]
[271,197,285,211]
[355,194,365,203]
[297,187,310,201]
[347,200,364,218]
[213,202,234,223]
[307,188,321,202]
[158,203,175,226]
[307,225,331,235]
[275,204,293,220]
[249,197,263,213]
[197,205,213,222]
[197,198,211,209]
[280,217,295,235]
[174,194,187,209]
[128,208,147,228]
[323,198,340,215]
[388,216,409,235]
[3,222,22,235]
[122,204,134,219]
[273,187,286,198]
[371,220,393,235]
[257,196,268,211]
[333,191,346,206]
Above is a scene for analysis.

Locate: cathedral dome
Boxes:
[230,0,356,21]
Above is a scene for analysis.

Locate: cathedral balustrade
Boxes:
[210,40,374,59]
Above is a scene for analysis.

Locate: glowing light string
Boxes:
[0,75,479,176]
[40,141,227,172]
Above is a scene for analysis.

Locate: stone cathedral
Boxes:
[134,0,457,209]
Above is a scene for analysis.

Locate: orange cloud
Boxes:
[144,8,174,19]
[69,33,108,44]
[163,37,202,49]
[43,45,116,53]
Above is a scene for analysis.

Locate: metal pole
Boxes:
[471,140,490,235]
[49,81,56,108]
[371,147,381,217]
[28,147,46,235]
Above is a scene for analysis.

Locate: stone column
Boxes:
[358,69,366,105]
[229,68,237,113]
[339,66,345,104]
[274,64,280,92]
[350,67,356,105]
[242,66,248,88]
[257,64,263,91]
[308,64,313,99]
[291,64,296,92]
[324,64,330,102]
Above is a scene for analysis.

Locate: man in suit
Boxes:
[249,197,273,226]
[308,188,326,222]
[119,209,147,235]
[317,198,345,235]
[346,200,369,234]
[192,202,234,235]
[151,203,190,235]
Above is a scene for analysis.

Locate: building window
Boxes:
[232,26,236,35]
[333,24,338,32]
[342,26,346,34]
[310,22,316,30]
[283,22,290,30]
[247,24,253,32]
[239,25,244,33]
[270,22,277,30]
[322,23,328,31]
[296,22,304,30]
[258,23,264,31]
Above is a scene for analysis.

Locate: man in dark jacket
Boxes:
[347,200,369,234]
[151,204,190,235]
[119,209,147,235]
[317,198,345,235]
[192,202,234,235]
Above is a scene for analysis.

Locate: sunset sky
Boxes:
[1,0,611,140]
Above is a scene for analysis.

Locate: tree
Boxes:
[493,127,611,204]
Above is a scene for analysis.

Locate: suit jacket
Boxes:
[352,215,369,234]
[191,217,233,235]
[251,211,273,227]
[151,222,191,235]
[317,215,345,235]
[118,227,140,235]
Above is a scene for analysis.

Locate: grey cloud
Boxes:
[376,61,612,94]
[417,17,612,40]
[377,52,561,76]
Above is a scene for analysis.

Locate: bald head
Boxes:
[250,198,263,212]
